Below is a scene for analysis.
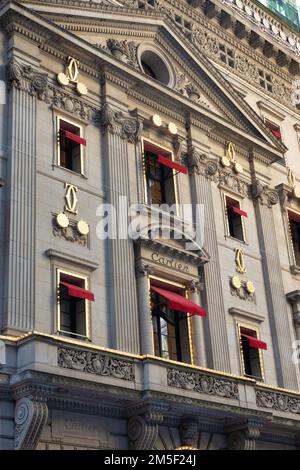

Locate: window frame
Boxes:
[258,69,273,93]
[287,209,300,268]
[142,138,180,213]
[223,193,246,243]
[57,115,85,176]
[237,322,265,382]
[56,268,91,340]
[149,275,194,365]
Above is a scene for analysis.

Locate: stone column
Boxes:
[2,58,48,334]
[100,104,142,354]
[251,179,298,390]
[187,280,207,368]
[186,148,231,373]
[136,263,154,356]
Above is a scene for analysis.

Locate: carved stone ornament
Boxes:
[128,408,163,450]
[167,368,239,400]
[230,278,255,302]
[218,169,249,198]
[52,215,88,247]
[7,59,96,122]
[179,418,199,449]
[135,261,154,277]
[14,398,48,450]
[7,58,48,98]
[175,71,206,105]
[251,180,279,208]
[58,346,135,381]
[227,419,264,450]
[256,389,300,414]
[106,39,139,69]
[99,104,143,143]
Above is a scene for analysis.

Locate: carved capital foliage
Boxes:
[14,398,48,450]
[179,417,199,449]
[227,419,264,450]
[99,104,143,143]
[256,389,300,414]
[135,262,155,277]
[186,279,204,293]
[58,346,135,381]
[128,408,164,450]
[251,180,279,208]
[218,169,249,198]
[167,368,239,400]
[7,58,96,122]
[7,58,48,98]
[106,39,139,69]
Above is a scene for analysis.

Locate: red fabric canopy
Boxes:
[288,211,300,223]
[271,129,281,139]
[60,281,95,301]
[64,130,86,146]
[242,334,267,350]
[151,286,206,317]
[157,155,188,174]
[232,206,248,218]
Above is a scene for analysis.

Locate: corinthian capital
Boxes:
[251,179,279,208]
[99,103,143,143]
[7,58,48,98]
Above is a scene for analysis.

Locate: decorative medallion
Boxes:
[77,220,90,236]
[245,281,255,294]
[168,122,178,135]
[231,276,242,290]
[235,249,246,274]
[57,57,88,96]
[151,114,162,127]
[56,212,69,229]
[65,183,78,214]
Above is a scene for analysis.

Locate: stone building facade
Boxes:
[0,0,300,450]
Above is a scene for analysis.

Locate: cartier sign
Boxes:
[151,252,189,273]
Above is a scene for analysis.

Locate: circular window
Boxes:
[138,45,175,88]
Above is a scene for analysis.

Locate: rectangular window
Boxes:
[225,196,246,242]
[150,282,191,364]
[144,143,179,206]
[219,44,235,68]
[58,118,85,174]
[258,69,273,93]
[288,211,300,266]
[264,119,282,140]
[239,326,264,381]
[57,270,93,339]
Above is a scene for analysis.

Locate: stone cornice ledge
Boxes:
[229,307,265,324]
[45,249,99,270]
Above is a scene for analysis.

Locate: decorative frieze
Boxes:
[167,368,239,400]
[58,347,135,381]
[256,389,300,415]
[99,103,143,143]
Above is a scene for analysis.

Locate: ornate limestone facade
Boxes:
[0,0,300,450]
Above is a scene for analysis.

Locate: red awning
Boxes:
[288,211,300,223]
[63,130,86,146]
[242,334,267,350]
[60,281,95,301]
[271,129,281,139]
[157,155,188,174]
[151,286,206,317]
[232,206,248,218]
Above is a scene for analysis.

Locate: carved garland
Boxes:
[58,346,135,381]
[167,368,239,400]
[256,389,300,414]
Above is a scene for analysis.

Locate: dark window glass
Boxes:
[289,217,300,265]
[145,149,176,206]
[59,274,87,339]
[150,288,191,364]
[59,120,82,173]
[240,328,263,381]
[226,197,244,241]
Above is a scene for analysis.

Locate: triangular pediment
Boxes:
[18,0,286,156]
